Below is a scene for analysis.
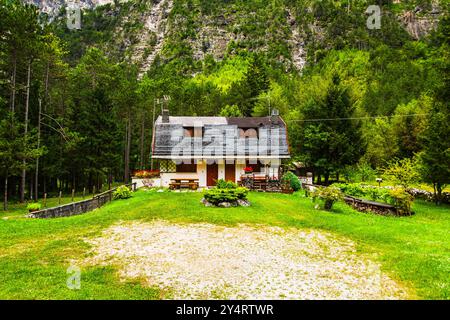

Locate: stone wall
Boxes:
[28,197,103,218]
[28,183,136,219]
[344,196,400,216]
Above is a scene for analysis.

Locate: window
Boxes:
[245,160,262,173]
[176,163,197,173]
[239,128,258,139]
[159,160,176,173]
[184,127,194,137]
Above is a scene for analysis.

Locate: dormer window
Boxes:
[239,128,258,139]
[184,127,194,137]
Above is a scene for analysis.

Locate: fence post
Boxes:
[83,187,85,199]
[72,189,75,202]
[58,191,62,205]
[43,193,47,208]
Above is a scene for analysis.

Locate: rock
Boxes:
[201,198,214,207]
[237,199,251,207]
[218,202,231,208]
[157,189,165,193]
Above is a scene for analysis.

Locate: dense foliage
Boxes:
[0,0,449,208]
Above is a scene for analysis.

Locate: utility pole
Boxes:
[150,96,171,170]
[150,98,160,171]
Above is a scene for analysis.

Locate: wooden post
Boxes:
[83,187,86,199]
[93,186,96,198]
[43,193,47,208]
[71,189,75,202]
[58,191,62,205]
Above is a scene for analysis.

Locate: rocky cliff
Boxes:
[26,0,445,74]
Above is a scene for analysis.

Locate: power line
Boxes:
[286,113,430,123]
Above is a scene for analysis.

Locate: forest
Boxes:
[0,0,449,208]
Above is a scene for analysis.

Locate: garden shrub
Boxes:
[388,187,414,215]
[383,158,420,189]
[216,179,238,189]
[27,203,42,212]
[113,185,132,200]
[204,187,248,205]
[311,186,343,211]
[281,172,301,191]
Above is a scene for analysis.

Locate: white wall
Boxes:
[218,162,225,181]
[235,162,246,183]
[197,161,207,187]
[160,161,207,187]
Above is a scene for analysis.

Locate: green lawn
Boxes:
[0,190,449,299]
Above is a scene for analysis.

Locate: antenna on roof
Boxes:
[162,95,171,113]
[271,109,280,125]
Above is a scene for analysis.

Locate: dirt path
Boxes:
[84,221,409,299]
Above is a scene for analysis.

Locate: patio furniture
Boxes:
[169,178,199,190]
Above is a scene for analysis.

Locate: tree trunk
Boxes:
[151,99,156,170]
[4,174,8,211]
[20,60,32,203]
[35,99,42,200]
[10,53,17,113]
[124,116,132,184]
[140,115,145,170]
[436,182,442,205]
[44,62,49,112]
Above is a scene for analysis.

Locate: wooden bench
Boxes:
[170,179,199,190]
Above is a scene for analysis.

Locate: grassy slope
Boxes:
[0,190,448,299]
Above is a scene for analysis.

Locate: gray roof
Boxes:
[152,116,290,159]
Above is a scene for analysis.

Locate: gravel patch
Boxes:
[83,220,408,300]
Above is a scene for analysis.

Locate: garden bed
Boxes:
[343,196,403,216]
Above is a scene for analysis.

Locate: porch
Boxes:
[158,159,282,188]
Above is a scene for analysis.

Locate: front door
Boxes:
[225,163,236,183]
[207,163,219,186]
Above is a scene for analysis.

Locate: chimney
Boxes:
[162,109,170,123]
[270,109,279,125]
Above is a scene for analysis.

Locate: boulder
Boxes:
[237,199,251,207]
[218,202,231,208]
[201,198,214,207]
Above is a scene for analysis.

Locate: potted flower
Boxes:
[243,167,253,175]
[27,203,42,213]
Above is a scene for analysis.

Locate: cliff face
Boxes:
[26,0,445,74]
[399,6,442,39]
[26,0,116,16]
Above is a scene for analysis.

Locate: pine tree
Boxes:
[300,73,365,183]
[419,105,450,204]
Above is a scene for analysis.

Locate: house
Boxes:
[151,109,290,188]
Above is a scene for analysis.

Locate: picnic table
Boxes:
[169,178,199,190]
